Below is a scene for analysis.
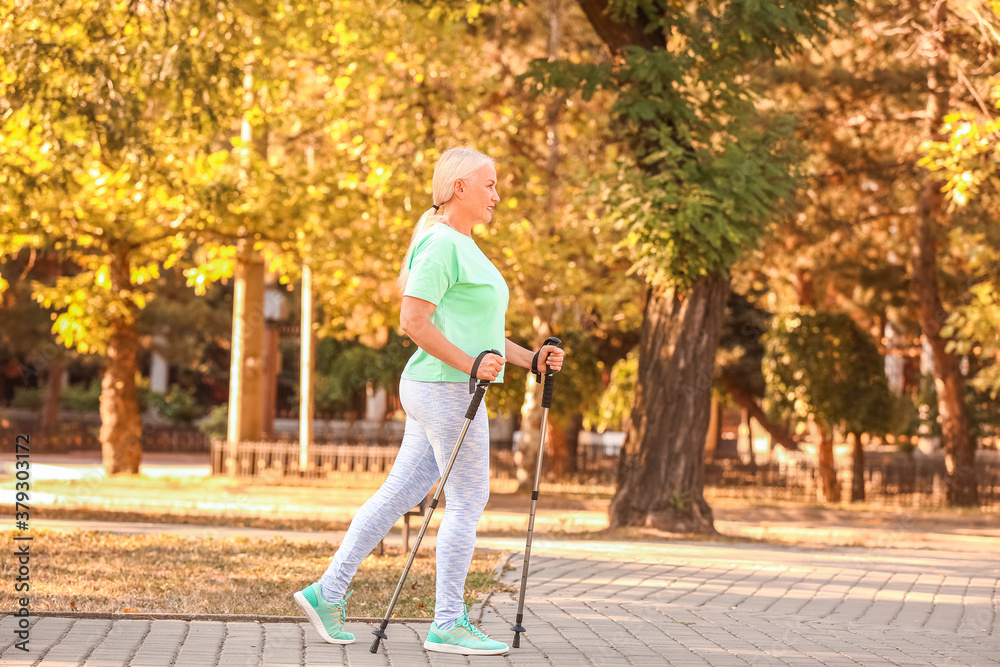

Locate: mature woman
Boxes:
[294,147,564,656]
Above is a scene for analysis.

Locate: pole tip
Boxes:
[511,624,525,648]
[370,628,387,653]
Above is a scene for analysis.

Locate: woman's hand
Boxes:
[475,353,506,381]
[536,344,564,373]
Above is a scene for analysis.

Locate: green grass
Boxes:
[1,472,615,538]
[0,530,510,618]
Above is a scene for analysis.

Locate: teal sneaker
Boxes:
[293,584,355,644]
[424,606,509,656]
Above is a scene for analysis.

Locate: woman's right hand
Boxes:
[474,353,506,381]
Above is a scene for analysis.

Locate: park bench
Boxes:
[376,491,431,555]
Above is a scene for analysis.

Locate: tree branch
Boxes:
[130,224,296,251]
[718,375,800,451]
[573,0,663,54]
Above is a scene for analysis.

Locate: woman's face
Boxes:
[457,162,500,224]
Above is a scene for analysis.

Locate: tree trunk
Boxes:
[850,431,865,502]
[227,239,266,477]
[565,412,582,475]
[912,0,978,506]
[39,352,64,451]
[546,417,569,479]
[100,244,143,474]
[816,423,839,502]
[703,394,719,465]
[609,274,729,533]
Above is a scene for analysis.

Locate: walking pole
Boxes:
[511,336,561,648]
[370,349,500,654]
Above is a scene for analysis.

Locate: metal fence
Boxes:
[265,420,406,446]
[210,440,402,480]
[494,446,1000,509]
[486,445,620,486]
[0,423,210,453]
[211,440,1000,508]
[704,452,1000,509]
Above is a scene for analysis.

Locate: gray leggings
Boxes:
[320,379,490,629]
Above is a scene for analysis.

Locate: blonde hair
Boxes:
[396,147,494,291]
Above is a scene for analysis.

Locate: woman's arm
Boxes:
[505,338,564,373]
[400,296,505,380]
[504,339,533,369]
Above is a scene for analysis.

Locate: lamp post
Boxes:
[263,280,288,438]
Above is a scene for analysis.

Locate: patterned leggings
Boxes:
[320,379,490,629]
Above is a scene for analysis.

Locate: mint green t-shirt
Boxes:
[401,224,510,383]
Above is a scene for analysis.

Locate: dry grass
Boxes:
[30,506,354,533]
[0,530,510,618]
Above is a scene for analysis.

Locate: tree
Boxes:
[763,310,895,502]
[0,0,243,472]
[137,269,238,406]
[0,0,386,472]
[925,80,1000,455]
[533,0,851,532]
[909,0,979,506]
[0,251,77,446]
[925,81,1000,393]
[742,1,1000,506]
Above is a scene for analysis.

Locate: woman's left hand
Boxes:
[537,344,565,373]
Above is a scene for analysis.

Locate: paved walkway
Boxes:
[1,539,998,666]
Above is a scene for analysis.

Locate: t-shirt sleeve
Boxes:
[403,235,456,305]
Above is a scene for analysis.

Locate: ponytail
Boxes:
[397,207,445,291]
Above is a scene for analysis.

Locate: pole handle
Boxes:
[531,336,562,384]
[541,372,556,410]
[466,348,499,418]
[533,337,561,408]
[469,348,502,395]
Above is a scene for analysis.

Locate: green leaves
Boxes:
[520,60,609,101]
[1,0,640,406]
[941,229,1000,399]
[763,309,895,436]
[610,104,799,289]
[523,1,847,292]
[923,86,1000,209]
[0,0,392,349]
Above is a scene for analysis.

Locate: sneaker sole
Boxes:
[423,640,509,656]
[293,591,355,645]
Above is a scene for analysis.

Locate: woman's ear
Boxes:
[453,178,465,197]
